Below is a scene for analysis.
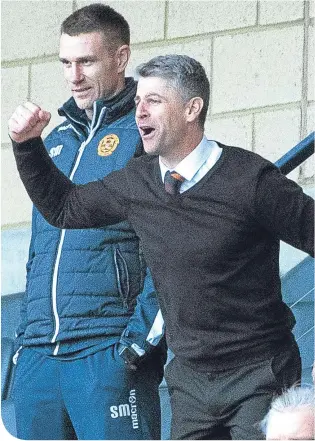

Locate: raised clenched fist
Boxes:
[8,102,51,143]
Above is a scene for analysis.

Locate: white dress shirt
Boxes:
[159,136,222,193]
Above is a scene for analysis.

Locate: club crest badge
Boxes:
[98,134,120,156]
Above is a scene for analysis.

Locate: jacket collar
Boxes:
[58,77,137,131]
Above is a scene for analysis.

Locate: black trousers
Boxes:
[164,339,301,440]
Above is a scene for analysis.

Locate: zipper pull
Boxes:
[13,345,23,365]
[53,342,60,356]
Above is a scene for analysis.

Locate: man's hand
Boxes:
[8,102,51,143]
[118,343,142,371]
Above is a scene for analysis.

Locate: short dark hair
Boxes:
[61,3,130,51]
[137,54,210,127]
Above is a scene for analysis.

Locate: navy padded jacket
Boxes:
[15,78,165,357]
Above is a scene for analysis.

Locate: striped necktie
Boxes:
[164,170,185,195]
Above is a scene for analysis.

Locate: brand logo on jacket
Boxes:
[49,145,63,158]
[109,389,139,429]
[98,134,120,156]
[58,124,73,132]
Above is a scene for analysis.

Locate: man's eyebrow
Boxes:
[59,56,96,63]
[135,93,165,101]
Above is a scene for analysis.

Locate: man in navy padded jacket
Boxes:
[7,4,166,440]
[10,54,314,440]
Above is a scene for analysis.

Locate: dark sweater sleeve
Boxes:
[254,163,314,256]
[12,137,129,229]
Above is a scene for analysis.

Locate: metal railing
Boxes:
[274,131,314,175]
[290,283,314,343]
[275,132,314,379]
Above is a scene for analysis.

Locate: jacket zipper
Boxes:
[51,104,107,355]
[114,248,130,309]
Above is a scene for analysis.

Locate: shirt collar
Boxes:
[159,136,215,182]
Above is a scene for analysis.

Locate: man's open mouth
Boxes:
[139,126,155,138]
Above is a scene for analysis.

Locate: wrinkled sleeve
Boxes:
[13,137,130,229]
[120,262,165,355]
[254,164,314,256]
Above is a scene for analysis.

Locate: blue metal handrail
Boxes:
[274,133,314,382]
[274,132,314,175]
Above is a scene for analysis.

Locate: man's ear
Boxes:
[185,97,204,122]
[116,45,130,73]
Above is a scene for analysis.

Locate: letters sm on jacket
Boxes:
[15,78,166,362]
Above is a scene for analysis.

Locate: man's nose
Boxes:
[68,63,83,83]
[135,101,148,119]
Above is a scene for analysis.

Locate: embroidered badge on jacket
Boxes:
[98,134,120,156]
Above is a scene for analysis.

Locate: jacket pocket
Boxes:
[114,248,130,309]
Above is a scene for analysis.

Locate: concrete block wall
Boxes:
[1,0,314,292]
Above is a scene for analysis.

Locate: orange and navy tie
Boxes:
[164,170,185,195]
